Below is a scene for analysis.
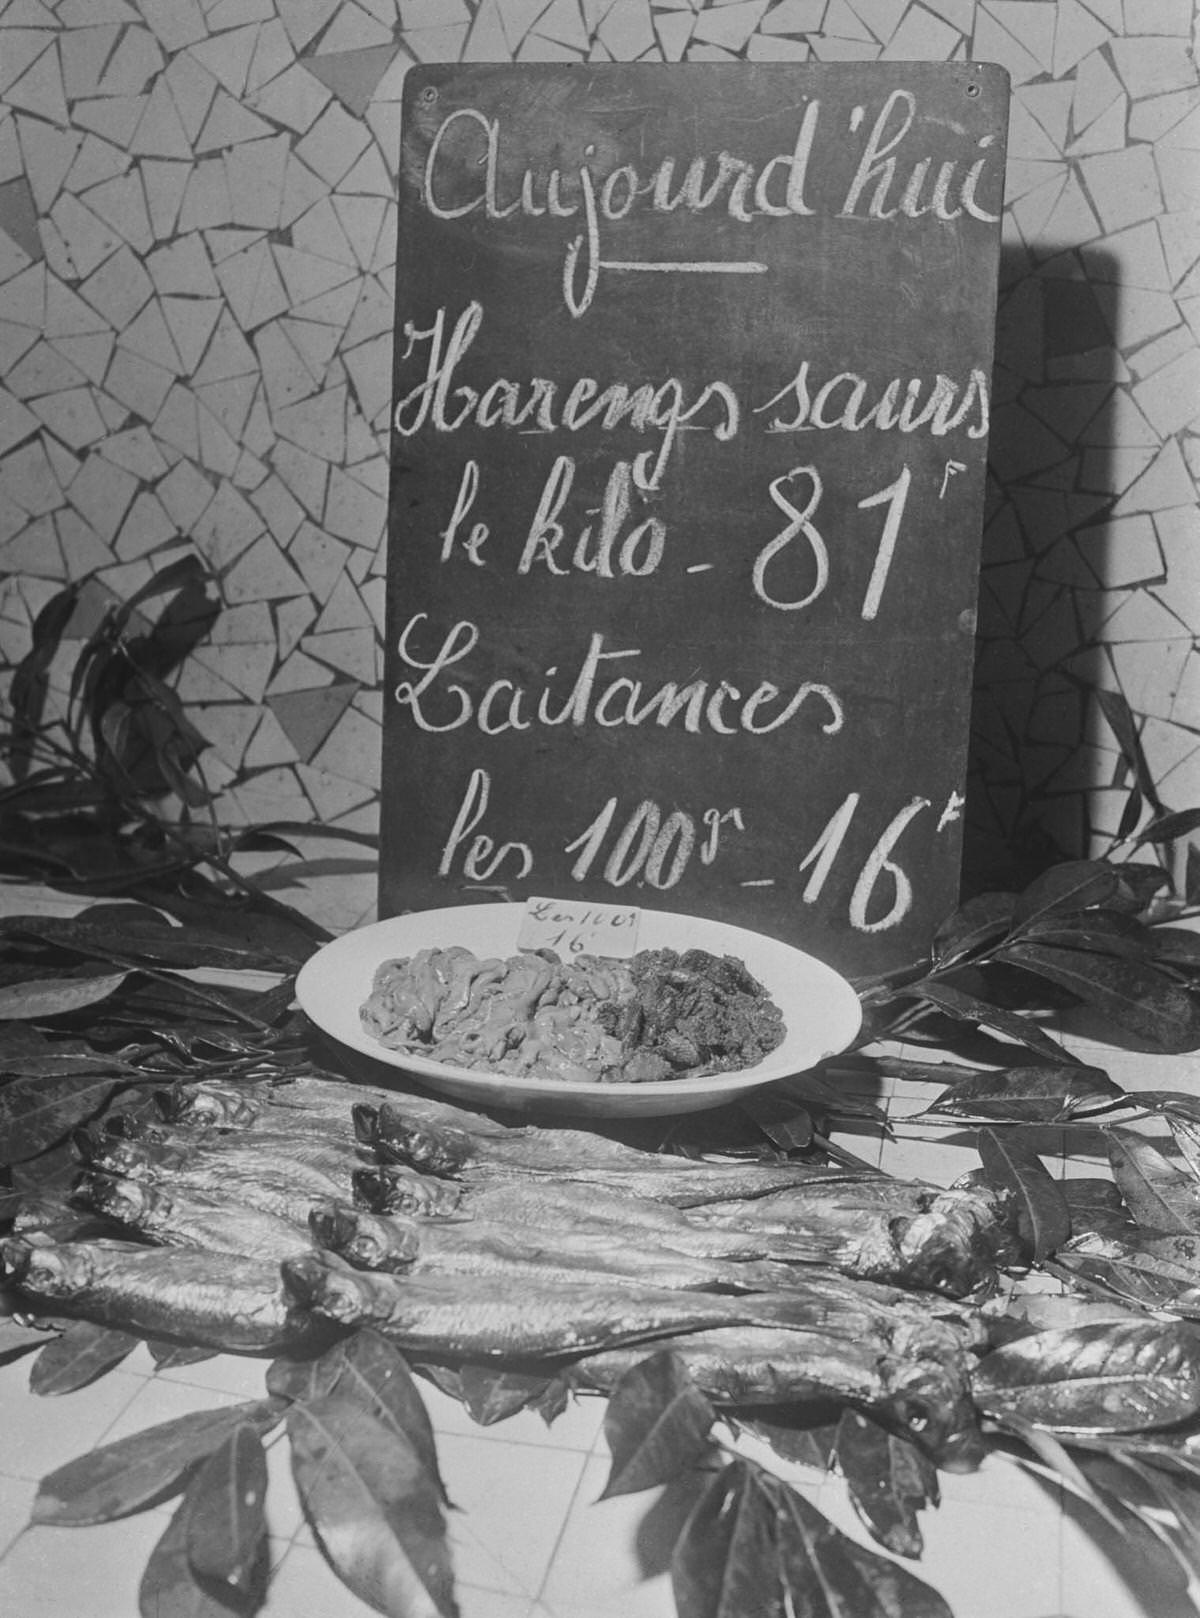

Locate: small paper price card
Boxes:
[517,898,641,959]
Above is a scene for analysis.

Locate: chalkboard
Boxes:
[379,62,1010,978]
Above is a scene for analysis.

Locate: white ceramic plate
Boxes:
[295,903,862,1118]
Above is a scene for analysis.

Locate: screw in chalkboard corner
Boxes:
[420,85,438,105]
[965,83,981,98]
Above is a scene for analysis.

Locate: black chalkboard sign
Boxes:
[379,62,1010,977]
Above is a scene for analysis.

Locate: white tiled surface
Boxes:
[2,884,1200,1618]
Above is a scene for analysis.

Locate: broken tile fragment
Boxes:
[268,679,359,761]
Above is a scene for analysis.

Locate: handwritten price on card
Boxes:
[517,898,641,959]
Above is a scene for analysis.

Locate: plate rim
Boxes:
[294,901,862,1098]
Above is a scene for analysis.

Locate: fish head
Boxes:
[354,1164,463,1217]
[165,1084,263,1128]
[282,1253,375,1327]
[351,1104,380,1146]
[878,1316,988,1469]
[103,1114,163,1143]
[0,1239,93,1301]
[878,1352,986,1471]
[76,1174,155,1227]
[375,1105,473,1174]
[890,1197,999,1298]
[311,1202,419,1271]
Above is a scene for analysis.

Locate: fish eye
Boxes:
[899,1399,932,1433]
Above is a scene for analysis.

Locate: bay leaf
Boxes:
[29,1320,141,1395]
[998,1416,1127,1535]
[1111,862,1175,913]
[0,1315,57,1366]
[1115,781,1144,844]
[321,1330,448,1506]
[266,1348,344,1406]
[1127,1231,1200,1275]
[897,978,1077,1063]
[739,1093,815,1152]
[997,941,1200,1054]
[1151,928,1200,970]
[0,1072,122,1166]
[1060,1176,1130,1236]
[1006,1292,1143,1333]
[1140,1092,1200,1127]
[0,971,129,1022]
[147,1340,218,1371]
[8,583,81,777]
[733,1413,840,1471]
[1,912,295,974]
[1169,1114,1200,1186]
[1114,1455,1200,1585]
[834,1410,938,1559]
[1017,910,1154,961]
[973,1319,1200,1434]
[977,1127,1071,1260]
[1048,1250,1200,1318]
[184,1423,268,1597]
[602,1351,715,1499]
[456,1363,562,1428]
[1095,689,1162,811]
[671,1462,779,1618]
[925,1063,1122,1125]
[930,891,1017,968]
[0,1047,139,1080]
[140,1493,265,1618]
[765,1466,954,1618]
[1134,808,1200,848]
[32,1399,283,1526]
[1010,860,1121,928]
[1108,1129,1200,1234]
[287,1393,457,1618]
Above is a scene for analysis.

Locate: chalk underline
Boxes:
[599,259,768,274]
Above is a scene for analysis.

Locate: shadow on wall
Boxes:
[963,244,1125,895]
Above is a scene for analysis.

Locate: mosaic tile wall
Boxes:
[0,0,1197,897]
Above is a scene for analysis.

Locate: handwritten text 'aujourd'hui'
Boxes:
[419,87,1003,315]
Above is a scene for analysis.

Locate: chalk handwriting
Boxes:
[393,302,739,489]
[393,613,844,739]
[420,91,1001,315]
[753,361,989,439]
[519,457,666,577]
[434,771,956,934]
[840,91,1000,222]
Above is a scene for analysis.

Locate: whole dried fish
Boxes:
[308,1201,795,1294]
[281,1252,871,1360]
[93,1117,366,1178]
[206,1076,517,1139]
[352,1119,1003,1295]
[0,1237,314,1353]
[360,1103,871,1206]
[688,1183,1004,1298]
[421,1177,805,1261]
[572,1318,985,1469]
[356,1101,674,1175]
[77,1173,312,1263]
[350,1164,857,1265]
[74,1135,349,1227]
